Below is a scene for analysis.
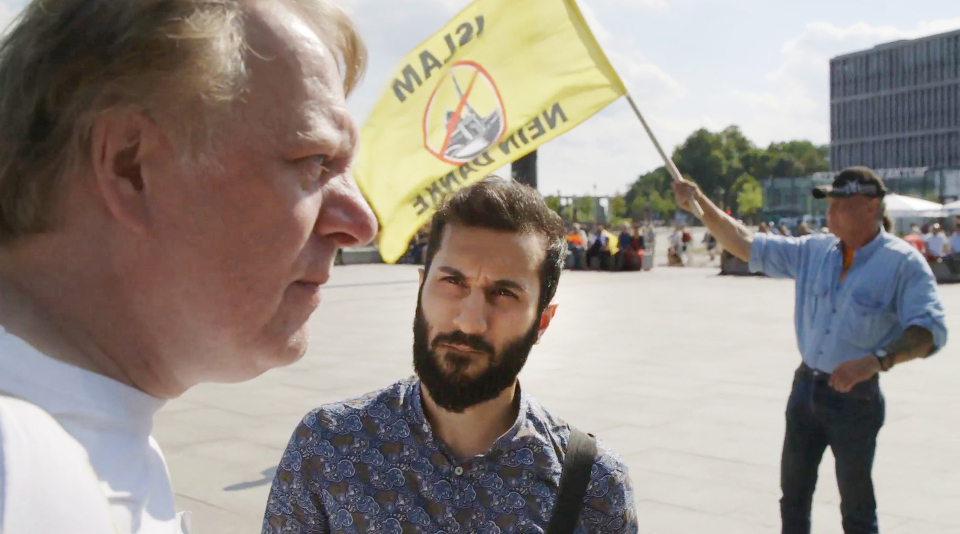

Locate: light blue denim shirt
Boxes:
[749,229,947,373]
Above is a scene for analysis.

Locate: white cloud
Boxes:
[610,50,687,106]
[728,18,960,147]
[580,0,687,105]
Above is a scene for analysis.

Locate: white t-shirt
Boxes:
[0,326,188,534]
[927,233,948,257]
[0,395,118,534]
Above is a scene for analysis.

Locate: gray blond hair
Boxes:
[0,0,366,243]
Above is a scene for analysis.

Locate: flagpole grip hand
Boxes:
[671,178,705,220]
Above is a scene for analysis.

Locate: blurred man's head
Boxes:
[0,0,378,397]
[414,178,565,413]
[814,167,885,244]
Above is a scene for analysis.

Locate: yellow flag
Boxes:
[354,0,626,263]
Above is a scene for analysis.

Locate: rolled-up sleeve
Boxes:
[749,234,807,280]
[897,256,948,355]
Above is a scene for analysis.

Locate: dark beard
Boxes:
[412,298,539,414]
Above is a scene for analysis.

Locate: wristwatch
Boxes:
[874,349,895,372]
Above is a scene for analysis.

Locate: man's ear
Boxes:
[89,109,166,234]
[534,302,559,344]
[418,267,426,286]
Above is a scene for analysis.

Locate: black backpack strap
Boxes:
[546,427,598,534]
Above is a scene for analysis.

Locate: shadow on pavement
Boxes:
[223,466,277,492]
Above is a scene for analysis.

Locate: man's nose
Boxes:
[452,290,488,336]
[315,172,379,247]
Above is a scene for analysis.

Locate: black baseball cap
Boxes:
[812,166,887,200]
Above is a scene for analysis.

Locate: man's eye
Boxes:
[442,276,463,285]
[302,155,349,177]
[494,289,517,299]
[309,155,331,174]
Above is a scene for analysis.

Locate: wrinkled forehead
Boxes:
[432,225,546,283]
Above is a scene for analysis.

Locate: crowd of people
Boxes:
[413,212,960,272]
[565,223,654,271]
[902,220,960,267]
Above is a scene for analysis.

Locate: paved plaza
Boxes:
[156,252,960,533]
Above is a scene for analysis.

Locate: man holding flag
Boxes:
[673,169,947,534]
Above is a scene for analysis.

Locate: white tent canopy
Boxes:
[884,193,946,218]
[943,199,960,216]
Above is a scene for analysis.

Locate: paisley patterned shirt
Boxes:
[262,377,637,534]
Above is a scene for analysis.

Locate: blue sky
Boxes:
[2,0,958,196]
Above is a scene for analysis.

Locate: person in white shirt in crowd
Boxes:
[668,224,685,266]
[644,224,657,256]
[924,223,948,262]
[0,1,377,533]
[944,218,960,274]
[949,218,960,255]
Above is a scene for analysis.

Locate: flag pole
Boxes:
[625,94,704,218]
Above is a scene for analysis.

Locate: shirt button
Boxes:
[454,466,464,476]
[826,330,831,334]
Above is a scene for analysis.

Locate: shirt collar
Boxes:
[0,328,166,435]
[407,378,539,460]
[836,226,886,265]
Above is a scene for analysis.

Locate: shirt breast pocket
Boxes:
[842,292,895,349]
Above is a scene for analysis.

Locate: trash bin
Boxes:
[642,249,654,271]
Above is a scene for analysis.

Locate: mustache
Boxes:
[431,330,495,355]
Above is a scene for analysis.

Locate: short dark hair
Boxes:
[423,177,566,314]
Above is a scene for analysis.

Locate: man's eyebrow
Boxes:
[491,279,528,293]
[437,266,465,278]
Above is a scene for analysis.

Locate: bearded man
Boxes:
[263,178,638,533]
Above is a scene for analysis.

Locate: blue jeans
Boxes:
[781,366,885,534]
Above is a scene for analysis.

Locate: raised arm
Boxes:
[672,179,753,262]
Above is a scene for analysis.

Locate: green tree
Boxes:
[729,173,758,213]
[737,180,764,220]
[649,190,676,219]
[766,141,829,177]
[572,197,596,222]
[624,167,670,214]
[545,195,562,214]
[629,194,649,219]
[619,125,829,221]
[608,195,627,221]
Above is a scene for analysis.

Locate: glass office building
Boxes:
[830,29,960,170]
